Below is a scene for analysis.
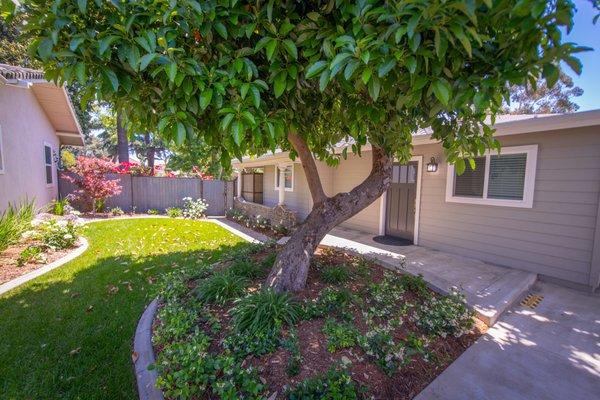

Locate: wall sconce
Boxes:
[427,157,438,172]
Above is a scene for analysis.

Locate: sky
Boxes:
[564,0,600,111]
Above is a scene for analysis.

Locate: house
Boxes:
[232,110,600,291]
[0,64,84,212]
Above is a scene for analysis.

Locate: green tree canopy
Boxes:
[11,0,592,291]
[15,0,587,174]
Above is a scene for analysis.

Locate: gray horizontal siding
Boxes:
[414,126,600,286]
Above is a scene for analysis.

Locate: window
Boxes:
[274,165,294,191]
[445,145,538,208]
[0,124,4,174]
[44,143,54,186]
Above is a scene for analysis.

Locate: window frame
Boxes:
[273,164,294,192]
[0,124,5,175]
[44,141,54,187]
[445,144,538,208]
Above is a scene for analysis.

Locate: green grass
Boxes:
[0,218,245,400]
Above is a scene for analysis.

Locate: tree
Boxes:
[64,156,122,212]
[504,71,583,114]
[166,135,228,179]
[18,0,589,291]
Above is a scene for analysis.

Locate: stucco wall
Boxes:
[0,84,59,212]
[414,126,600,288]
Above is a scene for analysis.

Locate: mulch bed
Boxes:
[0,239,80,285]
[154,246,486,399]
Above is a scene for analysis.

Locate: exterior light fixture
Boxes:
[426,157,438,172]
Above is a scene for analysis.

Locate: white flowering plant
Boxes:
[182,197,209,219]
[38,219,78,250]
[414,288,474,338]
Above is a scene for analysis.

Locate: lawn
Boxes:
[0,218,245,400]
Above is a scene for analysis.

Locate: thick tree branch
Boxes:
[287,131,327,205]
[267,145,392,292]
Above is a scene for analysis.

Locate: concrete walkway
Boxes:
[322,226,537,325]
[415,281,600,400]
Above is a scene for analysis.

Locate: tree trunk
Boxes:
[116,110,129,164]
[145,133,155,173]
[266,146,392,292]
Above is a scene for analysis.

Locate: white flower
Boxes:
[64,234,73,239]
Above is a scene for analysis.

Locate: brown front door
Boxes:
[385,162,418,242]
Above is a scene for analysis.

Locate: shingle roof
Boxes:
[0,64,45,80]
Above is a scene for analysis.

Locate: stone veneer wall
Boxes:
[233,197,297,229]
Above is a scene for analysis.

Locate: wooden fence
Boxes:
[59,173,234,216]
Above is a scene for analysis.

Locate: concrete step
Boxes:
[469,270,537,325]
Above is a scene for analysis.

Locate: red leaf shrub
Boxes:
[65,157,122,212]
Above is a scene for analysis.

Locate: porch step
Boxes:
[468,270,537,326]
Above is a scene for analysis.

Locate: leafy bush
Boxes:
[182,197,208,219]
[147,208,160,215]
[196,273,248,305]
[281,328,301,376]
[64,156,122,212]
[16,245,45,267]
[320,265,352,284]
[223,327,281,358]
[359,325,407,375]
[166,207,182,218]
[109,207,124,216]
[232,290,301,335]
[226,208,248,224]
[303,287,355,319]
[286,367,365,400]
[154,331,265,399]
[0,200,36,251]
[49,198,69,216]
[229,259,268,279]
[153,302,200,346]
[38,219,78,250]
[272,224,289,235]
[363,272,407,323]
[322,319,360,352]
[415,289,474,337]
[250,215,270,230]
[399,274,430,298]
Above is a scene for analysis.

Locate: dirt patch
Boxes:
[0,239,81,285]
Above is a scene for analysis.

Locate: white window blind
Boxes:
[488,153,527,200]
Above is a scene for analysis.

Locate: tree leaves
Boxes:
[282,39,298,60]
[431,80,451,105]
[305,61,327,79]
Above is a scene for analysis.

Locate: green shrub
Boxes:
[195,273,248,305]
[153,302,200,346]
[281,328,301,376]
[359,324,411,375]
[0,200,36,251]
[260,251,277,269]
[232,290,301,335]
[285,367,365,399]
[147,208,160,215]
[303,287,355,319]
[415,289,475,337]
[322,319,360,352]
[223,327,281,358]
[166,207,182,218]
[320,265,352,284]
[50,198,69,216]
[109,207,124,216]
[39,219,78,250]
[154,330,265,399]
[399,274,430,298]
[229,259,268,279]
[16,245,45,267]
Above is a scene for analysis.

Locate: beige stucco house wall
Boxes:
[0,64,84,213]
[232,110,600,291]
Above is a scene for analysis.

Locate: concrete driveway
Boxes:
[415,281,600,400]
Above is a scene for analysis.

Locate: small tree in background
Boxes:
[65,157,122,213]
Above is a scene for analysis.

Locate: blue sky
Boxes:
[564,1,600,111]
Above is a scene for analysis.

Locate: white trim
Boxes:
[274,164,294,192]
[0,124,5,175]
[378,155,423,245]
[445,144,538,208]
[43,141,54,187]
